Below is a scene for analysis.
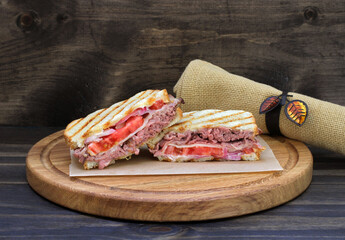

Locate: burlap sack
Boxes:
[174,59,345,155]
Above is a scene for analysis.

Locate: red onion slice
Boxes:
[223,151,242,160]
[84,128,116,144]
[116,107,149,126]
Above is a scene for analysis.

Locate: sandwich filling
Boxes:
[149,127,264,162]
[73,97,182,169]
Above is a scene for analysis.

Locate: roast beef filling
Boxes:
[74,98,181,169]
[150,127,261,161]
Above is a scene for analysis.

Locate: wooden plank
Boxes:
[0,156,26,164]
[0,127,62,144]
[0,183,344,238]
[0,1,344,126]
[0,164,27,183]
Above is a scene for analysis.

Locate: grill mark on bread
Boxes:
[90,103,123,131]
[177,110,223,124]
[90,90,151,131]
[230,121,256,129]
[174,110,247,128]
[213,115,254,126]
[72,111,102,138]
[66,118,82,131]
[200,112,246,124]
[107,90,155,122]
[81,108,108,138]
[123,93,156,116]
[204,111,246,123]
[112,90,149,116]
[64,118,83,144]
[88,101,126,132]
[69,109,107,139]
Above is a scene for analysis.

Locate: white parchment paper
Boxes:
[69,136,283,176]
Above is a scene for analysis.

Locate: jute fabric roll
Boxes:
[174,60,345,154]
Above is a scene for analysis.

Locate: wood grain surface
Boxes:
[26,130,312,221]
[0,0,344,126]
[1,126,345,239]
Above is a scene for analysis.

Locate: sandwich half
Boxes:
[147,109,265,162]
[64,89,183,169]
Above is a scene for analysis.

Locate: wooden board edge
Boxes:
[26,131,313,222]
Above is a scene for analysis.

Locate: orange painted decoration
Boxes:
[259,96,281,114]
[284,100,308,126]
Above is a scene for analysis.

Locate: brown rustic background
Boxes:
[0,0,344,127]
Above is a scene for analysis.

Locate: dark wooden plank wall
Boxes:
[1,0,344,126]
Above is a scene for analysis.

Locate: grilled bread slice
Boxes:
[64,89,183,169]
[65,89,175,149]
[147,109,265,162]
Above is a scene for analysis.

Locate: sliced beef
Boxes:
[161,127,253,143]
[132,99,180,146]
[150,127,258,157]
[153,127,254,151]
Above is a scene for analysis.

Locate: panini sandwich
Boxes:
[148,110,265,162]
[64,89,183,169]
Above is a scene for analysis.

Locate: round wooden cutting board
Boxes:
[26,130,313,222]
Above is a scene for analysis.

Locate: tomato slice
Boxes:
[243,148,254,154]
[164,146,223,158]
[149,100,165,110]
[88,115,144,155]
[87,99,164,156]
[189,147,223,157]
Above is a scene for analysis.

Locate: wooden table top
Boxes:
[1,126,344,239]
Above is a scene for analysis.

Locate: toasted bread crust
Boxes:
[64,89,173,149]
[168,110,259,135]
[83,156,132,170]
